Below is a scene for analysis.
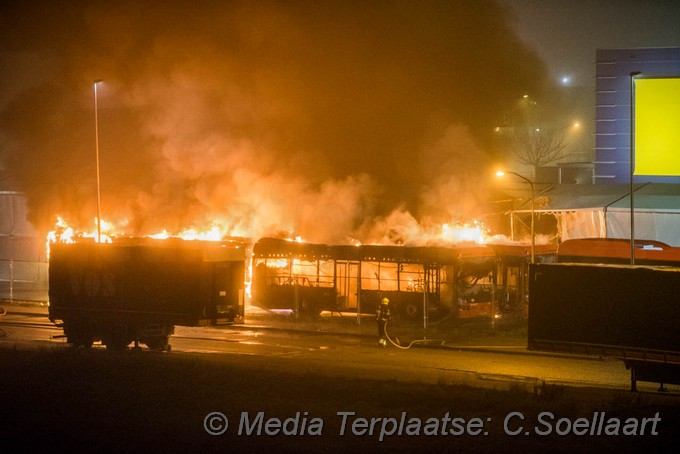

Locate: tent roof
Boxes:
[608,183,680,212]
[513,183,680,214]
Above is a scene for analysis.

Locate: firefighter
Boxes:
[376,297,391,346]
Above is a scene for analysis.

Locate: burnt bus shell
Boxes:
[251,237,504,320]
[48,240,245,347]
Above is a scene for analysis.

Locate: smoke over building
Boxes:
[0,0,554,244]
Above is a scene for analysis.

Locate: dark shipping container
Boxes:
[49,240,245,350]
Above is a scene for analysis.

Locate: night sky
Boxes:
[508,0,680,85]
[1,1,678,243]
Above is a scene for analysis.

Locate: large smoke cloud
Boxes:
[0,0,553,243]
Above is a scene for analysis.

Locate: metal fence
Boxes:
[0,192,48,302]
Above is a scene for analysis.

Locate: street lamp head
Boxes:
[496,168,536,263]
[629,71,641,78]
[94,79,103,85]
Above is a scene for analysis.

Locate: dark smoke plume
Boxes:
[0,0,552,243]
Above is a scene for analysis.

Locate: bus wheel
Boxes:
[300,299,321,318]
[404,303,419,319]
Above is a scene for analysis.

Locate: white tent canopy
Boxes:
[510,183,680,246]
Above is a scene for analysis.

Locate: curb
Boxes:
[1,306,49,317]
[3,305,567,358]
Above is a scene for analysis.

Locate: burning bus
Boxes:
[251,237,557,324]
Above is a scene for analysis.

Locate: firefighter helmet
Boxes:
[381,297,389,305]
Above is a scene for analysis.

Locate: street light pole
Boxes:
[629,71,640,265]
[497,171,535,263]
[94,79,103,243]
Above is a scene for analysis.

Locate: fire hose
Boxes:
[383,319,444,350]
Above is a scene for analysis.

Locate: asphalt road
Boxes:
[0,304,676,394]
[1,304,679,452]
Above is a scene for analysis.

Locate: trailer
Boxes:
[528,263,680,391]
[48,239,246,350]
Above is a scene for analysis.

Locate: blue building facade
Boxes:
[594,47,680,184]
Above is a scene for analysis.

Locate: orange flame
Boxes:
[46,216,115,258]
[440,220,488,244]
[46,214,495,254]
